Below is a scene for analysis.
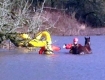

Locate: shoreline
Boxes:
[50,27,105,36]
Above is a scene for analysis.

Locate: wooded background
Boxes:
[31,0,105,27]
[0,0,105,35]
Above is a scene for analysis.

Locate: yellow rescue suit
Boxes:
[29,31,52,47]
[28,31,53,54]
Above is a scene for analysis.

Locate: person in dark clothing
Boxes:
[63,38,82,54]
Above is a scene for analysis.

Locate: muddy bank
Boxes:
[37,11,105,36]
[50,27,105,36]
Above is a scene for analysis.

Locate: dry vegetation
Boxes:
[37,9,105,36]
[0,0,105,36]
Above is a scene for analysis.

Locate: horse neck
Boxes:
[84,43,91,51]
[85,40,89,46]
[84,43,89,47]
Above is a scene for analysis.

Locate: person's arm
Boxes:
[63,44,72,49]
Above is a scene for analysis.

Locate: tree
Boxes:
[0,0,40,34]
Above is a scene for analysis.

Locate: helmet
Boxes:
[73,38,78,42]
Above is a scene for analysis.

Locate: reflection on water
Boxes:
[0,36,105,80]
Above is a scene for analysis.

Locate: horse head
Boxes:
[78,37,92,54]
[85,37,90,46]
[84,37,92,54]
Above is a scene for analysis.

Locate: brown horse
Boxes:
[78,37,92,54]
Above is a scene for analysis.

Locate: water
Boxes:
[0,36,105,80]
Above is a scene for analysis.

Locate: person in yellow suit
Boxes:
[29,31,53,54]
[20,31,60,54]
[29,31,52,47]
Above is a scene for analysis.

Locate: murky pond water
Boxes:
[0,36,105,80]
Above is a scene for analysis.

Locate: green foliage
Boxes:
[36,0,105,27]
[62,0,105,27]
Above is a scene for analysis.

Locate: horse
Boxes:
[78,37,92,54]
